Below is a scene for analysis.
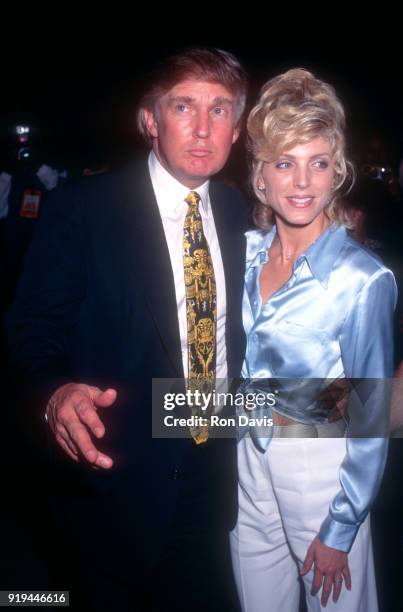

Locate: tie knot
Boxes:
[185,191,201,210]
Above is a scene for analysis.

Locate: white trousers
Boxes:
[230,436,378,612]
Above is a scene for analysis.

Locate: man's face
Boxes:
[144,80,240,188]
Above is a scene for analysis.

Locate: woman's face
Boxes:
[258,136,335,228]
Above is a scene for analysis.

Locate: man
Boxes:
[6,48,248,611]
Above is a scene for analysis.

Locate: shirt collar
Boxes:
[246,223,347,288]
[303,224,347,288]
[148,151,210,217]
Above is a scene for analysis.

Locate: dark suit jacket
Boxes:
[5,158,247,573]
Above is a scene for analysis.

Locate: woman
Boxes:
[230,69,397,611]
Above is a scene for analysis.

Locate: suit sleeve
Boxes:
[5,184,86,400]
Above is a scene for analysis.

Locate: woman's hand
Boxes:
[301,536,351,607]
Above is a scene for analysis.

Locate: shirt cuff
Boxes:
[318,514,361,553]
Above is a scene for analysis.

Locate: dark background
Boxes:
[1,11,402,176]
[0,10,402,610]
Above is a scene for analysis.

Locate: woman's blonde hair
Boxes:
[247,68,353,229]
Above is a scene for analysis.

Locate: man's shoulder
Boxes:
[40,159,150,218]
[54,159,148,198]
[209,179,249,225]
[209,178,247,201]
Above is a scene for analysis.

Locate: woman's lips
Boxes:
[286,196,315,208]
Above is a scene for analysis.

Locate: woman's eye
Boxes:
[313,160,329,169]
[275,161,291,169]
[175,104,189,113]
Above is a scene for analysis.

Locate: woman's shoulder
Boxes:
[340,230,394,279]
[335,231,397,306]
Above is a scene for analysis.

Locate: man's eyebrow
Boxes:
[167,95,234,106]
[168,95,195,104]
[211,97,233,106]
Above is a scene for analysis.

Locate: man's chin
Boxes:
[182,160,225,186]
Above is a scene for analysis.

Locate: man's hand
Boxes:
[46,383,117,469]
[301,536,351,607]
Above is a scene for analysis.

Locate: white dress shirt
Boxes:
[148,151,227,379]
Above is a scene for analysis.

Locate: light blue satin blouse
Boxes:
[241,223,397,552]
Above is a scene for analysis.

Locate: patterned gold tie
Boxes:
[183,191,217,444]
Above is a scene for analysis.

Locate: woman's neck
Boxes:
[273,215,330,264]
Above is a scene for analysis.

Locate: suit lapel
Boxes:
[118,161,184,378]
[115,166,246,379]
